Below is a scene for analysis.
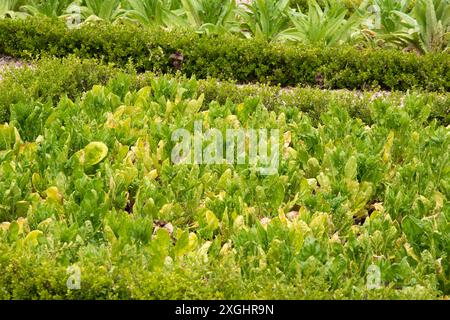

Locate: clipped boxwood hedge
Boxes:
[1,56,449,125]
[0,17,449,91]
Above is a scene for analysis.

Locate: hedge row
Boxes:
[177,76,450,125]
[0,17,449,91]
[1,56,449,126]
[0,56,118,122]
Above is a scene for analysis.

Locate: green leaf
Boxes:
[205,210,219,231]
[76,141,108,167]
[24,230,43,246]
[174,230,190,258]
[344,156,358,180]
[305,157,321,178]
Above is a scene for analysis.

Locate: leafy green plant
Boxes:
[20,0,72,17]
[0,0,27,19]
[396,0,450,52]
[360,0,417,49]
[122,0,183,27]
[79,0,126,22]
[237,0,294,41]
[282,0,365,46]
[291,0,365,12]
[180,0,239,34]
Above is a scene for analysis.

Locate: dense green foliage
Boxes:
[0,57,118,122]
[0,0,448,301]
[1,57,449,125]
[0,71,448,298]
[0,17,449,90]
[1,0,449,53]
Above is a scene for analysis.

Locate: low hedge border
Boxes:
[1,56,448,126]
[0,17,448,91]
[194,79,450,126]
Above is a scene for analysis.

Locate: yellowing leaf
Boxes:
[404,242,419,262]
[344,156,358,180]
[434,191,444,210]
[24,230,43,246]
[159,203,174,217]
[135,86,152,107]
[104,225,117,244]
[92,85,105,96]
[0,222,10,231]
[278,208,288,224]
[237,103,245,114]
[219,241,233,256]
[233,215,245,230]
[174,230,190,258]
[32,172,44,192]
[258,246,267,270]
[317,172,331,192]
[218,169,232,189]
[77,142,108,166]
[157,140,165,161]
[187,93,204,114]
[165,100,174,115]
[17,217,28,234]
[310,212,328,238]
[205,210,219,231]
[188,232,198,250]
[0,123,16,150]
[45,186,63,203]
[147,169,158,180]
[283,131,293,159]
[198,241,212,263]
[37,218,53,231]
[382,131,395,163]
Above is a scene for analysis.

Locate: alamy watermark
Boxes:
[366,264,381,290]
[66,265,81,290]
[171,121,280,175]
[65,3,81,29]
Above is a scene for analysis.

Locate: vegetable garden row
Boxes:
[0,0,449,300]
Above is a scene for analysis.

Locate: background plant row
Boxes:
[1,0,449,53]
[0,17,449,91]
[1,56,449,125]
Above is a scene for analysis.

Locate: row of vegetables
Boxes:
[0,73,448,298]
